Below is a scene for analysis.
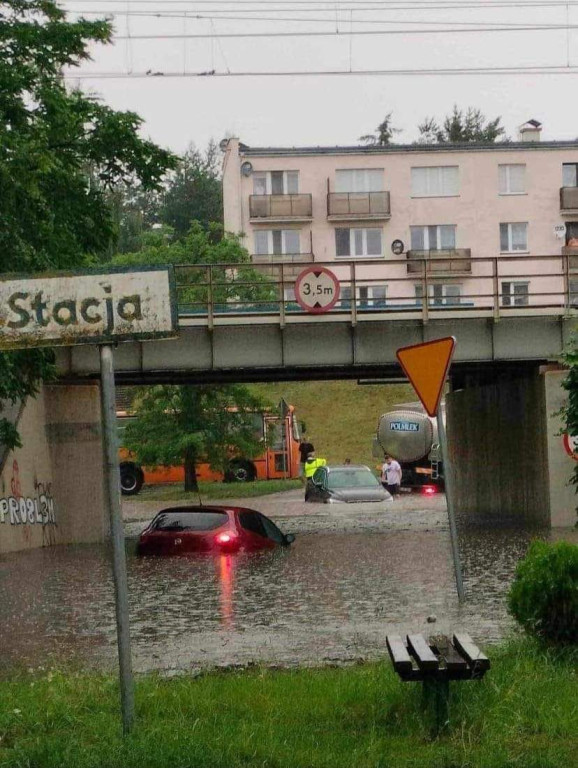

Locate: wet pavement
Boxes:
[1,490,576,676]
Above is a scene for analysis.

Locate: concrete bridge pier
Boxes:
[0,384,107,554]
[446,367,576,528]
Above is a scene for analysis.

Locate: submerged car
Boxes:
[306,465,393,504]
[137,505,295,556]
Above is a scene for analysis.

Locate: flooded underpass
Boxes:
[2,496,576,676]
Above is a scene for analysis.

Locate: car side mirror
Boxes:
[284,533,296,545]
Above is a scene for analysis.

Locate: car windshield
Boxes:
[327,468,380,490]
[151,510,228,532]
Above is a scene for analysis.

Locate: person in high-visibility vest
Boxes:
[304,452,327,479]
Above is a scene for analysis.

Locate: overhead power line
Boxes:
[64,64,578,78]
[110,23,578,39]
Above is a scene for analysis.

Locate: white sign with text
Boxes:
[0,267,177,349]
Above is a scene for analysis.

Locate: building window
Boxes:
[415,284,461,306]
[339,285,386,308]
[501,281,529,306]
[500,222,528,252]
[284,286,296,303]
[359,286,387,308]
[411,166,459,197]
[410,225,456,250]
[563,163,578,187]
[498,164,526,195]
[253,171,299,195]
[566,222,578,247]
[254,230,300,255]
[335,228,382,258]
[335,169,384,192]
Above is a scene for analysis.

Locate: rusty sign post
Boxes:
[396,337,465,602]
[0,266,179,733]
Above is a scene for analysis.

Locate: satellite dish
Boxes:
[241,161,253,177]
[219,138,229,151]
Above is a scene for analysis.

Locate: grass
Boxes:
[1,639,577,768]
[250,380,414,469]
[140,478,302,502]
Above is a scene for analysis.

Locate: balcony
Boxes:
[406,249,472,275]
[327,191,391,220]
[560,187,578,212]
[249,194,312,222]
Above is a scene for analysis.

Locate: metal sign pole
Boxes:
[99,344,135,734]
[436,405,465,602]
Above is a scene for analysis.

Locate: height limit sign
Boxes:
[295,266,340,314]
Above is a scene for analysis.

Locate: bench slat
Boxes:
[407,634,439,671]
[429,635,469,673]
[386,635,413,675]
[453,633,490,672]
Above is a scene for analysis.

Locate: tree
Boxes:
[123,384,269,492]
[0,0,176,448]
[417,106,506,144]
[359,112,401,146]
[561,341,578,516]
[160,142,223,237]
[112,223,276,490]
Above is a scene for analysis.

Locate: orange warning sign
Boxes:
[396,337,456,417]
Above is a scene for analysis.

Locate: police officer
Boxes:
[304,452,327,499]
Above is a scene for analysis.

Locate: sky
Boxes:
[61,1,578,154]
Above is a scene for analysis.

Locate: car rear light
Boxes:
[422,485,437,496]
[215,531,239,549]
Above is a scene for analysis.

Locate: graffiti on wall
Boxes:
[0,461,56,527]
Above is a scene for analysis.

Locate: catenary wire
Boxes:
[63,64,578,78]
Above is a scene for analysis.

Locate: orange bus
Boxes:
[117,405,301,495]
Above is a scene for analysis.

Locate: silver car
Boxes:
[306,464,393,504]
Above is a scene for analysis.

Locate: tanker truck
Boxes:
[372,401,445,492]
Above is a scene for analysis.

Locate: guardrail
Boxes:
[249,194,313,219]
[173,254,577,326]
[327,191,391,218]
[406,249,472,275]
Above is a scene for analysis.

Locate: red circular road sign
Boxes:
[294,266,340,314]
[563,433,578,460]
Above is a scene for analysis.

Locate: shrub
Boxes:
[508,540,578,645]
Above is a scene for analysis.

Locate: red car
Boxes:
[137,505,295,556]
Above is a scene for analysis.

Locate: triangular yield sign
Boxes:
[396,337,456,417]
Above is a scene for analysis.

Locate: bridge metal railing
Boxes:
[173,254,578,326]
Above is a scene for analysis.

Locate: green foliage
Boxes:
[359,111,401,146]
[1,639,577,767]
[508,540,578,645]
[418,106,506,144]
[123,384,269,490]
[160,142,223,237]
[561,339,578,502]
[134,478,301,502]
[0,0,176,449]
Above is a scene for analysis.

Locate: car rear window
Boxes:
[151,511,228,532]
[327,469,380,490]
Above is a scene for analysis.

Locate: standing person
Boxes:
[298,437,315,484]
[381,454,402,496]
[304,451,327,500]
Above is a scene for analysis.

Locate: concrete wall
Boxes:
[447,369,576,527]
[44,384,107,546]
[0,384,106,553]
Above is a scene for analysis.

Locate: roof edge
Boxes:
[241,140,578,157]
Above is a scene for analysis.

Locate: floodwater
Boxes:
[2,518,576,676]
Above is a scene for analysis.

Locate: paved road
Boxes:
[123,487,448,537]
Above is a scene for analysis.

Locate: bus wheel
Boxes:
[225,460,256,483]
[120,462,144,496]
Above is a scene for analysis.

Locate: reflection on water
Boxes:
[1,528,576,675]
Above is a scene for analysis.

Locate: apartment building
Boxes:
[221,122,578,310]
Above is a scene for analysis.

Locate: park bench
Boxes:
[386,633,490,733]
